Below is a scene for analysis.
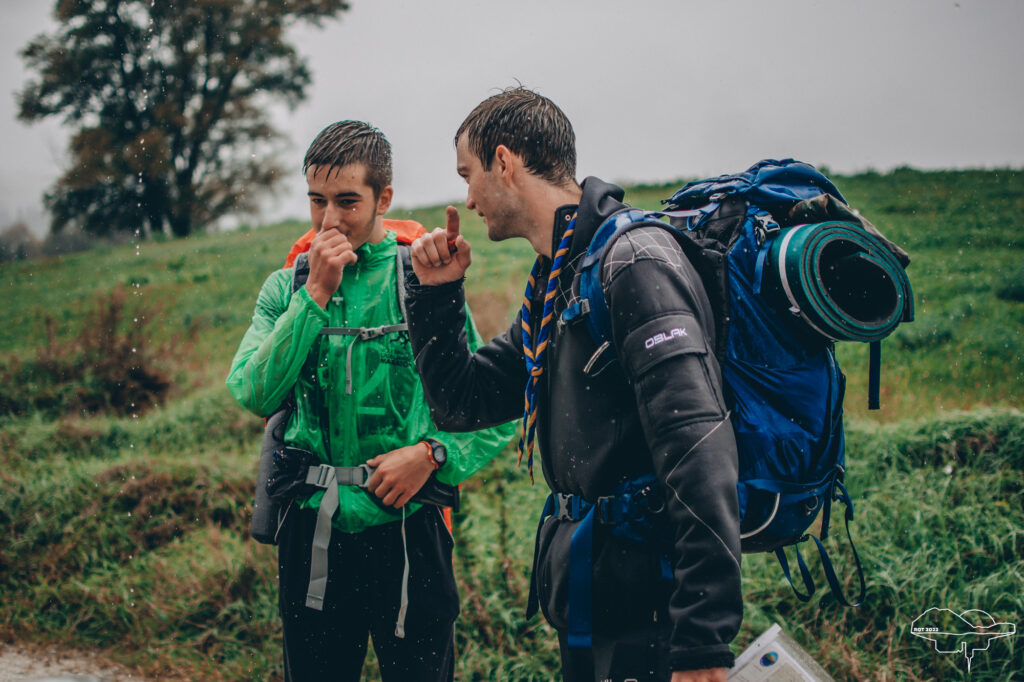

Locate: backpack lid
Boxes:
[665,159,846,217]
[283,219,427,268]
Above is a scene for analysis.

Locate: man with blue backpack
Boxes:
[405,87,743,682]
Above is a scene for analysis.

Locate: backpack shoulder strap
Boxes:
[395,243,411,322]
[292,252,310,294]
[562,209,685,375]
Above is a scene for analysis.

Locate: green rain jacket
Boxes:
[227,231,514,533]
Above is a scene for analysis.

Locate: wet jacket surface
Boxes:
[405,178,742,671]
[227,230,515,534]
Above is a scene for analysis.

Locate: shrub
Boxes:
[0,286,191,418]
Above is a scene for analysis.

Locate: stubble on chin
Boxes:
[483,207,520,242]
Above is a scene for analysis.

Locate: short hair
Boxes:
[302,121,393,197]
[456,86,577,186]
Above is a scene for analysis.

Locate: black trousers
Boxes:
[278,505,459,682]
[557,611,671,682]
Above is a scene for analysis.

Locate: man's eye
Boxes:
[311,198,326,206]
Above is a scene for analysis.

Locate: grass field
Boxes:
[0,166,1021,680]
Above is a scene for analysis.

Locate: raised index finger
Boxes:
[445,206,461,253]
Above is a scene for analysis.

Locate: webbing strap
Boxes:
[305,463,373,488]
[810,533,865,608]
[395,244,410,322]
[525,495,556,619]
[306,474,339,610]
[775,543,816,602]
[645,205,721,227]
[774,481,865,607]
[743,474,835,497]
[302,464,373,611]
[568,506,596,649]
[868,341,881,410]
[816,481,866,607]
[395,506,410,638]
[753,244,770,296]
[319,324,408,337]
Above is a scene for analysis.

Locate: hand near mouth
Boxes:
[306,228,358,308]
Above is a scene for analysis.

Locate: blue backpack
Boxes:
[567,159,913,606]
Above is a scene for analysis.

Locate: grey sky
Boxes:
[3,0,1022,234]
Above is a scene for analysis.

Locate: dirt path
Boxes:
[0,643,153,682]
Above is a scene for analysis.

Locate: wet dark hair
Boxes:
[302,121,392,198]
[456,86,577,186]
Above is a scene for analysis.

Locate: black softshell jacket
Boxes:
[405,178,742,671]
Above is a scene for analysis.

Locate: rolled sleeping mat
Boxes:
[763,221,913,343]
[251,406,290,545]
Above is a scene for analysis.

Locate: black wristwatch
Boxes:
[423,438,447,470]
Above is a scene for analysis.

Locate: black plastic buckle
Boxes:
[556,493,575,521]
[596,496,623,525]
[752,213,780,248]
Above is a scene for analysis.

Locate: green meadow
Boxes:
[0,166,1021,680]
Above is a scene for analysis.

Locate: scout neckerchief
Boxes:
[518,214,576,482]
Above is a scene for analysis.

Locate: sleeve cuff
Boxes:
[421,432,458,485]
[294,283,330,323]
[406,277,465,298]
[670,645,735,672]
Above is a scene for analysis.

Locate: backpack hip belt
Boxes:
[299,460,413,638]
[269,451,458,629]
[296,459,456,639]
[526,474,671,649]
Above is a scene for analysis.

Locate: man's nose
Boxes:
[465,193,475,211]
[322,203,342,231]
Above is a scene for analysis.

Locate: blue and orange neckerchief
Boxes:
[518,214,577,482]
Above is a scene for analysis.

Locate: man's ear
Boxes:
[376,185,394,215]
[493,144,519,184]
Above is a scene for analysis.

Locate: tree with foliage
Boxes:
[18,0,349,238]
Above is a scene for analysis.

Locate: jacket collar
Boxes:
[353,229,396,269]
[549,177,627,262]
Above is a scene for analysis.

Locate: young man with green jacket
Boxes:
[226,121,513,682]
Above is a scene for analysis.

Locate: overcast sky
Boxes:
[2,0,1022,234]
